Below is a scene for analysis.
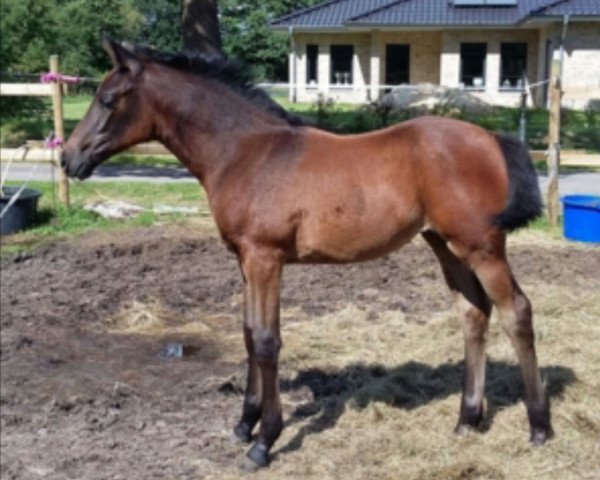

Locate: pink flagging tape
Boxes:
[40,72,81,85]
[45,137,63,149]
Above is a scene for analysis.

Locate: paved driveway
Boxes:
[1,162,195,183]
[2,162,599,196]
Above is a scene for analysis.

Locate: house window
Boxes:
[460,43,487,88]
[306,44,318,85]
[330,45,353,85]
[386,44,410,85]
[500,42,527,89]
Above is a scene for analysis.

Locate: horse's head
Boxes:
[62,38,153,179]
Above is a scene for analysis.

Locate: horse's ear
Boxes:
[102,35,142,76]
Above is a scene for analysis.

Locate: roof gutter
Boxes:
[521,15,600,28]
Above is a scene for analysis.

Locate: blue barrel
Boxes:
[561,195,600,244]
[0,186,42,236]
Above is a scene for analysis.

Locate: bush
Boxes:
[0,96,49,119]
[0,119,52,148]
[296,99,599,152]
[311,94,337,129]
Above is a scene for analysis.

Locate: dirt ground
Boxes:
[1,224,599,480]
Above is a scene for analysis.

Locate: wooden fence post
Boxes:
[50,55,69,206]
[546,58,562,227]
[546,56,562,227]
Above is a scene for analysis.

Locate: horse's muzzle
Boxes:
[61,148,95,180]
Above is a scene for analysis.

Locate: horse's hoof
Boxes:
[457,403,483,432]
[527,399,552,446]
[233,423,253,444]
[454,422,483,436]
[530,427,553,446]
[240,441,269,471]
[454,414,483,435]
[239,456,264,473]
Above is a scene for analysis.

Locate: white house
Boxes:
[271,0,600,109]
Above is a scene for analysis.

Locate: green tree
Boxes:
[0,0,319,79]
[51,0,143,76]
[220,0,321,80]
[1,0,57,74]
[0,0,142,76]
[135,0,182,51]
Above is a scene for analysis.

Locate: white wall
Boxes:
[290,24,600,109]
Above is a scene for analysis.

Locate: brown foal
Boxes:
[62,39,551,470]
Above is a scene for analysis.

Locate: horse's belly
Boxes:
[294,210,423,263]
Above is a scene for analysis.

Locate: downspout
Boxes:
[289,26,297,103]
[559,14,569,81]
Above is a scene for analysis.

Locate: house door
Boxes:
[386,44,410,85]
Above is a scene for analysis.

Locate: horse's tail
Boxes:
[493,133,542,232]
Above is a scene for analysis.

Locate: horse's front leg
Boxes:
[237,246,284,470]
[233,310,262,443]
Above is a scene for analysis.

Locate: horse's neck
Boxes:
[150,73,285,192]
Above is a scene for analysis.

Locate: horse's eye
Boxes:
[99,93,116,109]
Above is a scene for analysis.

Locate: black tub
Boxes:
[0,186,42,236]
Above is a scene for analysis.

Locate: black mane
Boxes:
[130,43,305,127]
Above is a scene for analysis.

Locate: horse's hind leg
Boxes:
[422,231,492,432]
[450,231,552,444]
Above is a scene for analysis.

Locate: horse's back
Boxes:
[299,116,509,219]
[288,117,509,260]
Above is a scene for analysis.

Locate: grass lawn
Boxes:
[1,177,565,257]
[63,94,93,121]
[0,180,211,255]
[3,92,598,152]
[534,160,600,173]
